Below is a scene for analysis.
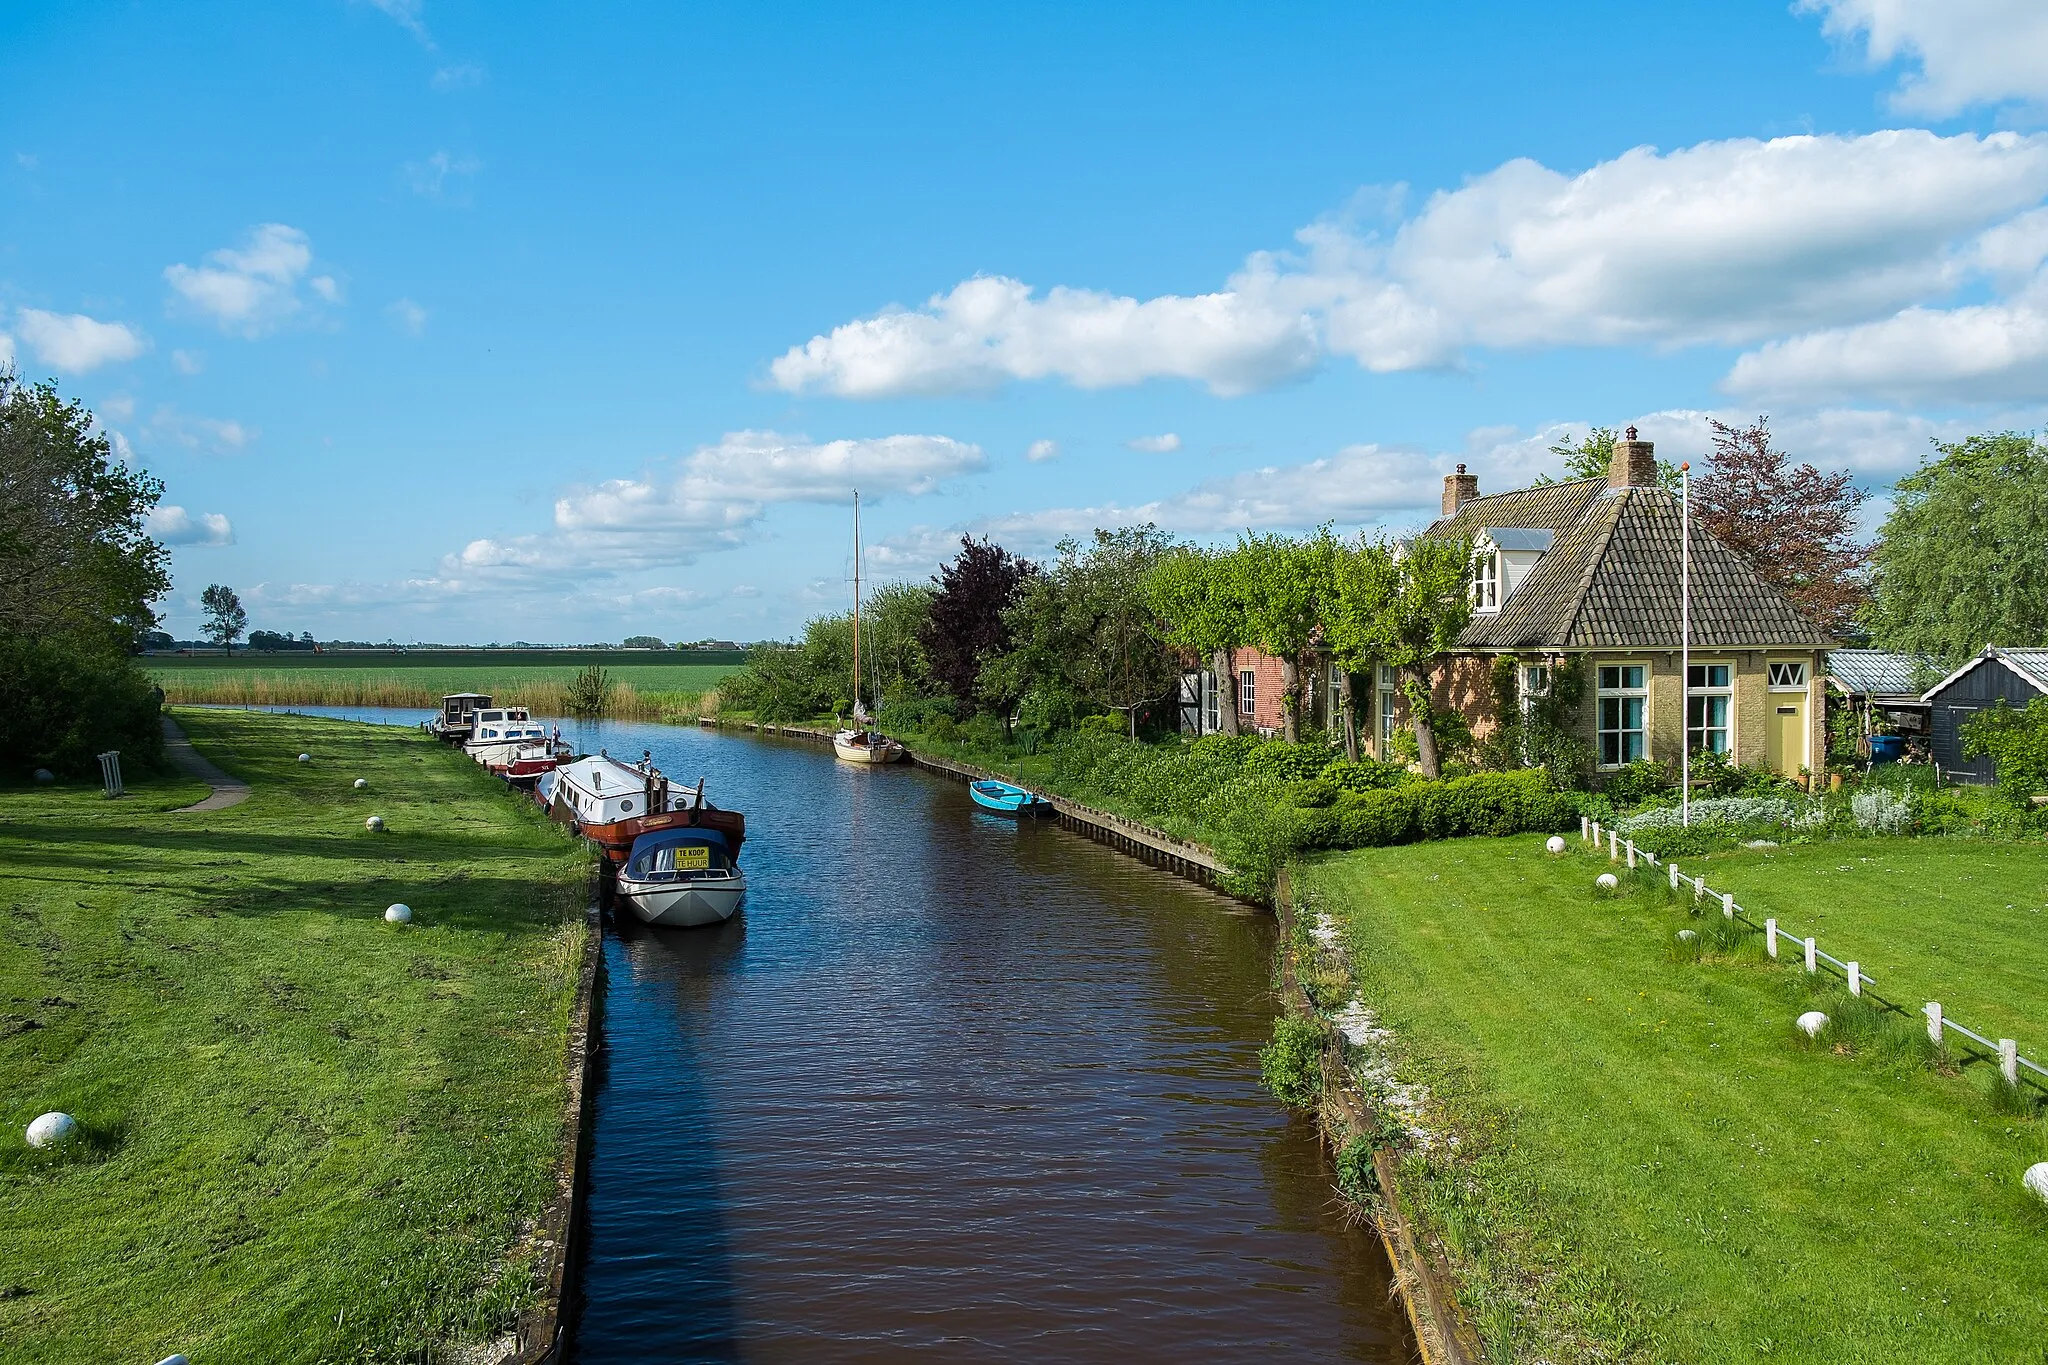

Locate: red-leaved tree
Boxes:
[1694,417,1869,638]
[919,535,1038,713]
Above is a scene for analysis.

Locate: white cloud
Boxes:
[770,130,2048,399]
[164,224,328,336]
[388,298,429,335]
[1799,0,2048,116]
[363,0,434,48]
[171,349,205,375]
[431,63,484,91]
[1025,438,1060,462]
[453,431,985,577]
[148,406,256,453]
[108,431,136,463]
[101,394,135,422]
[1125,432,1181,453]
[13,309,146,372]
[0,332,12,367]
[147,505,235,546]
[403,150,480,199]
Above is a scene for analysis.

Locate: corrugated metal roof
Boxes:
[1996,648,2048,694]
[1430,478,1833,650]
[1827,649,1934,697]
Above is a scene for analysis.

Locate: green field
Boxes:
[1306,836,2048,1364]
[146,654,743,718]
[0,710,590,1363]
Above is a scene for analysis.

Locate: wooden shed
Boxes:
[1920,647,2048,782]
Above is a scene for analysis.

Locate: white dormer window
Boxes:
[1473,549,1501,611]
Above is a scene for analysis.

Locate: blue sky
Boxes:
[5,1,2047,642]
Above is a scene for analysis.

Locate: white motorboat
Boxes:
[464,707,571,772]
[613,826,747,926]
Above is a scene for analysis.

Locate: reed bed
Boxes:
[158,673,720,723]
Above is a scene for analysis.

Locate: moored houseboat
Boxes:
[541,751,748,926]
[463,706,571,775]
[429,692,494,745]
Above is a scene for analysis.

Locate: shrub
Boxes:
[1962,698,2048,807]
[1322,757,1407,792]
[1259,1014,1326,1110]
[1851,787,1915,834]
[1601,758,1676,805]
[0,634,165,778]
[1244,740,1336,782]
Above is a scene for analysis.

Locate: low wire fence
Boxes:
[1582,816,2047,1097]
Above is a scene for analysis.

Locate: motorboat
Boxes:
[464,707,572,774]
[614,825,746,926]
[969,778,1053,816]
[430,692,493,744]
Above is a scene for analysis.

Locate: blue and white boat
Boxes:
[969,778,1054,816]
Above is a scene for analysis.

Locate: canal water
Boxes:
[257,708,1413,1360]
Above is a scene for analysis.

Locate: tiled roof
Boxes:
[1429,478,1833,650]
[1827,649,1935,697]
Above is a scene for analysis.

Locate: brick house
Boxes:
[1182,434,1834,779]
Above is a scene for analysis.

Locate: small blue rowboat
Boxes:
[969,778,1054,816]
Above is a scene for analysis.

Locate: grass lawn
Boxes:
[0,710,591,1364]
[1305,836,2048,1365]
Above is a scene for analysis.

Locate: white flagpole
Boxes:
[1680,461,1691,827]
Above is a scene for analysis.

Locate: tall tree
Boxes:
[920,536,1037,712]
[861,582,935,708]
[994,526,1177,736]
[1235,527,1338,743]
[200,584,246,653]
[1865,432,2048,663]
[0,369,170,650]
[1325,535,1474,778]
[1537,425,1681,491]
[1144,544,1245,735]
[1694,417,1869,638]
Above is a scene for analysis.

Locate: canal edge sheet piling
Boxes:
[500,895,606,1365]
[707,719,1233,896]
[1275,870,1479,1365]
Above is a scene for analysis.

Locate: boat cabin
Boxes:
[438,692,494,735]
[471,707,546,745]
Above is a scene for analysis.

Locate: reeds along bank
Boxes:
[155,673,719,723]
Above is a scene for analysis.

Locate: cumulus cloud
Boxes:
[164,224,330,336]
[388,298,429,335]
[13,309,146,372]
[1800,0,2048,116]
[1025,438,1060,462]
[1125,432,1181,453]
[147,505,235,546]
[148,406,256,453]
[453,431,984,577]
[770,130,2048,401]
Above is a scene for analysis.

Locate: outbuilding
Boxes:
[1920,647,2048,782]
[1826,649,1935,761]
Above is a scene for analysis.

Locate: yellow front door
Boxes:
[1767,693,1807,775]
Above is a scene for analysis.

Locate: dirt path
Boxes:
[162,715,251,811]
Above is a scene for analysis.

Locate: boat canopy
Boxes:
[625,827,733,878]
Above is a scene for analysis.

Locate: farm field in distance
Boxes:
[1305,835,2048,1364]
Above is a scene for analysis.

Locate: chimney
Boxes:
[1443,463,1479,515]
[1609,425,1657,489]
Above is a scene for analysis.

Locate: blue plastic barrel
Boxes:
[1870,734,1904,764]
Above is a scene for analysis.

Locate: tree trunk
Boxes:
[1280,655,1300,743]
[1340,668,1358,762]
[1400,664,1441,778]
[1213,648,1240,735]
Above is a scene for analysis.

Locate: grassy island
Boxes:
[0,710,590,1364]
[1304,837,2048,1364]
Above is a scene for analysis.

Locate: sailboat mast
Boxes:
[851,490,862,714]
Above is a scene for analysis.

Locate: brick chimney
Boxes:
[1443,463,1479,515]
[1609,426,1657,488]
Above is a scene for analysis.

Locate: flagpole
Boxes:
[1680,461,1691,828]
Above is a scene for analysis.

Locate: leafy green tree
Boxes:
[200,584,246,653]
[1865,433,2048,663]
[1537,425,1681,492]
[861,582,934,709]
[994,526,1177,737]
[1144,544,1246,736]
[1961,697,2048,808]
[1325,535,1474,778]
[620,635,669,650]
[1236,527,1338,743]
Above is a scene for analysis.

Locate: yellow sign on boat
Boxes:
[673,844,711,870]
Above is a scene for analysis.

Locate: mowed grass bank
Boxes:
[148,659,740,720]
[1306,837,2048,1364]
[0,710,591,1363]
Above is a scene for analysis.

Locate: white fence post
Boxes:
[1804,937,1817,974]
[1608,830,1619,861]
[2001,1039,2020,1088]
[1765,918,1778,958]
[1581,816,1591,843]
[1924,1001,1942,1045]
[1669,862,1681,892]
[1693,875,1706,903]
[1626,840,1637,869]
[1721,891,1735,920]
[1591,820,1602,847]
[1847,961,1861,996]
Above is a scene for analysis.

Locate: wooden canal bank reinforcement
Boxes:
[705,719,1232,894]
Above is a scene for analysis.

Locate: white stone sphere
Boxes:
[33,768,55,783]
[385,903,412,924]
[1797,1010,1829,1038]
[26,1111,78,1149]
[298,753,312,763]
[1595,872,1618,891]
[353,778,368,790]
[365,815,385,833]
[157,1356,190,1365]
[1545,835,1567,854]
[2024,1162,2048,1205]
[1676,929,1698,943]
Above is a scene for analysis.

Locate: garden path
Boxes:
[161,715,251,811]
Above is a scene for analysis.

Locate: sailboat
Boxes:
[833,490,907,765]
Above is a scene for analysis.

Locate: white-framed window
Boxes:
[1767,660,1808,691]
[1377,665,1399,745]
[1473,549,1501,611]
[1596,663,1648,767]
[1239,668,1257,715]
[1687,662,1732,755]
